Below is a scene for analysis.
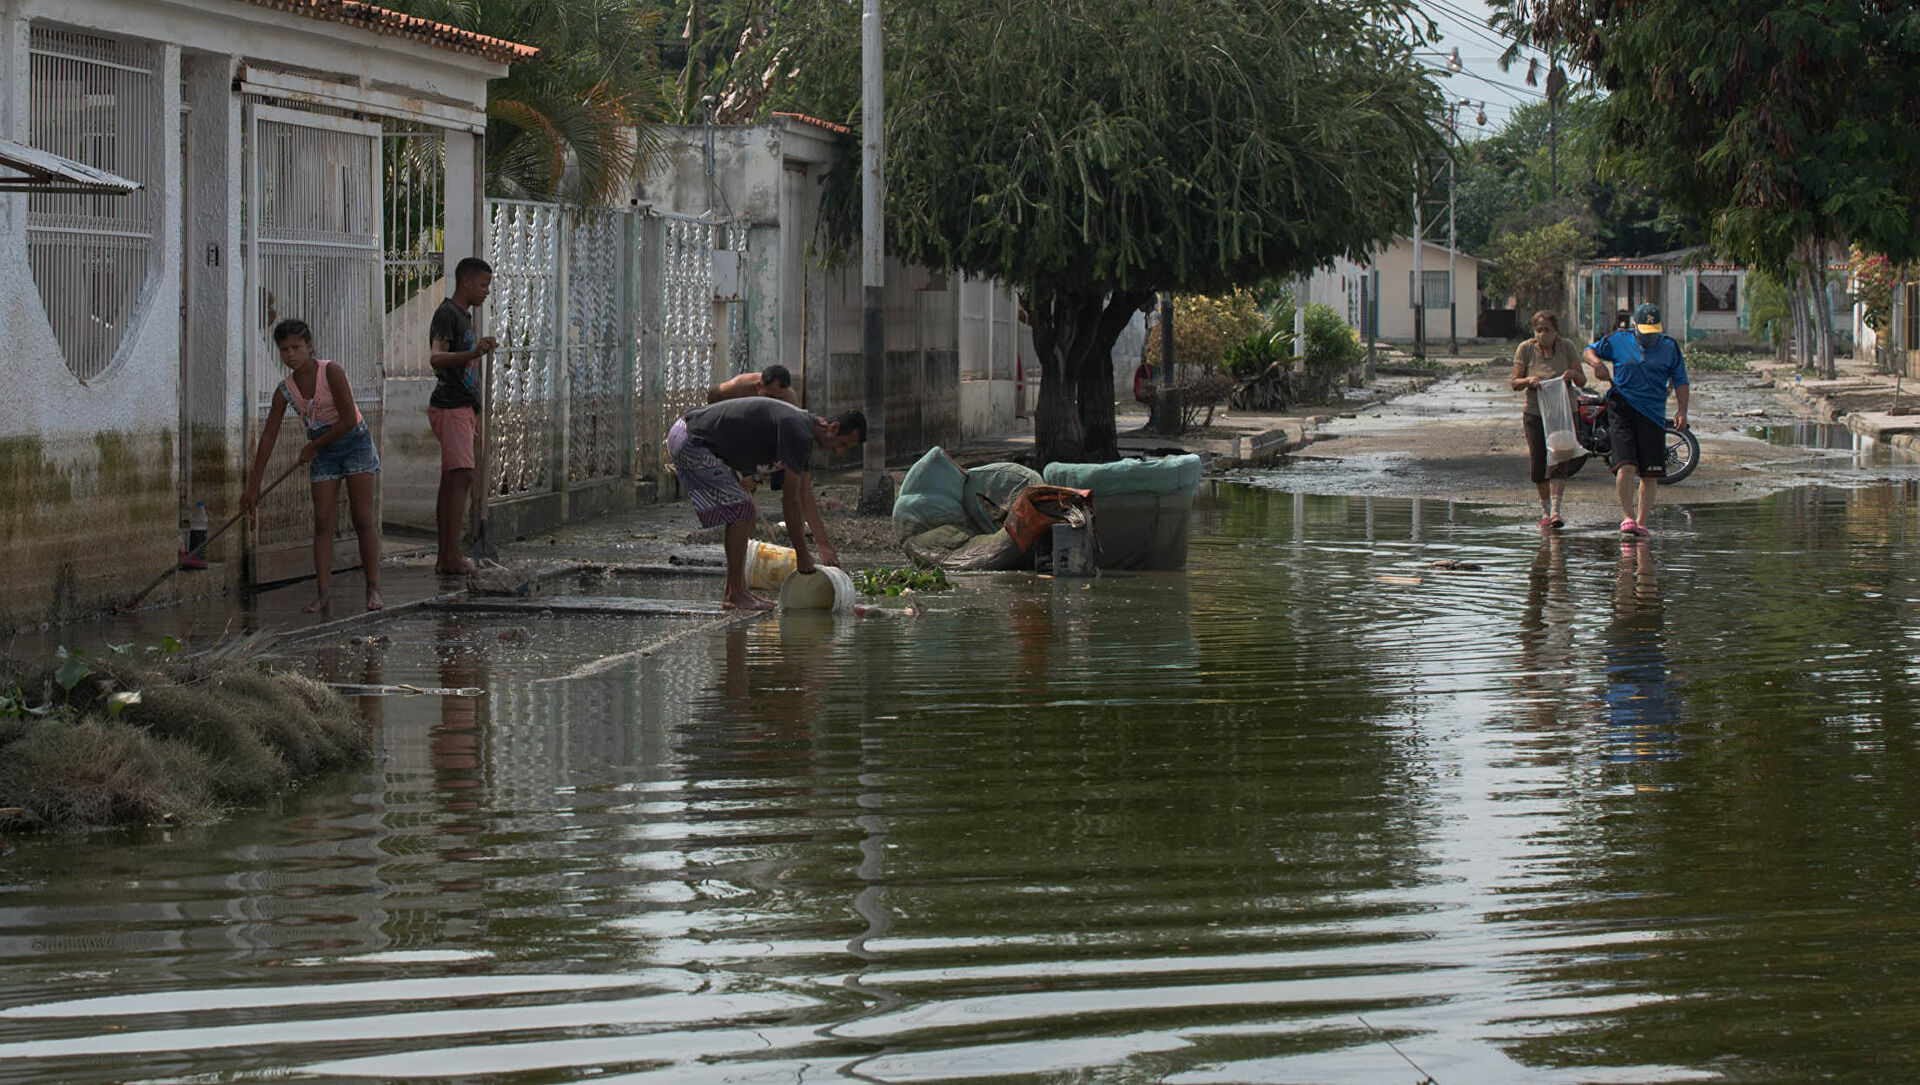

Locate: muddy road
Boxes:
[1230,363,1920,522]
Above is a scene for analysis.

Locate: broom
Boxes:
[119,460,303,612]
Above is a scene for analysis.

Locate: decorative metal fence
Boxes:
[658,214,719,418]
[482,200,739,505]
[566,209,630,484]
[484,200,562,500]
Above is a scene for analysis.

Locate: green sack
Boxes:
[892,447,969,541]
[1042,454,1202,497]
[961,461,1043,534]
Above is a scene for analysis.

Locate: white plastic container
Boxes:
[778,566,855,612]
[745,540,798,590]
[1537,376,1582,465]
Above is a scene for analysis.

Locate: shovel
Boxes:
[119,459,303,612]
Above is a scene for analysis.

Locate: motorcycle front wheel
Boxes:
[1658,426,1700,485]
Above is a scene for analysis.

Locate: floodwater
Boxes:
[7,481,1920,1083]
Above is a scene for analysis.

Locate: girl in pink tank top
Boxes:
[240,318,384,613]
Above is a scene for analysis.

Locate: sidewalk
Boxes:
[40,361,1476,652]
[1766,353,1920,450]
[13,548,461,662]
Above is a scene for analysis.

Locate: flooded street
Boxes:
[7,479,1920,1083]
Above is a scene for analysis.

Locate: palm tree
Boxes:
[389,0,668,205]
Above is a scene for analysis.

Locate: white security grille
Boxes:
[660,214,717,420]
[567,208,626,483]
[485,200,561,498]
[247,105,384,584]
[26,27,161,382]
[383,129,445,319]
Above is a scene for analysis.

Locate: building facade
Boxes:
[0,0,524,629]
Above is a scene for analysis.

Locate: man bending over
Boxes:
[668,397,865,609]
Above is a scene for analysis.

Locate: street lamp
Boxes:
[1444,97,1484,355]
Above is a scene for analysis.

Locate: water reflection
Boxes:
[1601,543,1681,767]
[13,485,1920,1082]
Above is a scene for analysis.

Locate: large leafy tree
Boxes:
[1490,0,1920,373]
[755,0,1444,463]
[389,0,668,204]
[1453,94,1693,257]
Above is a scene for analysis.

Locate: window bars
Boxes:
[383,128,445,319]
[27,26,161,382]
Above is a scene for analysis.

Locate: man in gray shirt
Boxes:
[669,398,866,609]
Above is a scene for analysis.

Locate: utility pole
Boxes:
[1547,50,1564,201]
[1448,99,1461,356]
[1361,273,1375,382]
[1293,274,1306,364]
[858,0,889,513]
[1156,291,1179,436]
[1413,162,1425,360]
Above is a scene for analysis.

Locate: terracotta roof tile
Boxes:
[236,0,538,64]
[773,112,851,136]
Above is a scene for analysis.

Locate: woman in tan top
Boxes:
[1511,310,1586,528]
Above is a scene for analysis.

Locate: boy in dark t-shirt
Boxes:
[428,257,498,575]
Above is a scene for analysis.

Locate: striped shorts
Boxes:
[667,419,756,528]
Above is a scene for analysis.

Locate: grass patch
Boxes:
[1685,350,1763,374]
[0,653,368,833]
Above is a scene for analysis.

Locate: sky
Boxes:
[1414,0,1560,141]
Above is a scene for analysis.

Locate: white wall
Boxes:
[0,0,502,627]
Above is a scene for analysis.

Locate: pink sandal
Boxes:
[1620,518,1651,537]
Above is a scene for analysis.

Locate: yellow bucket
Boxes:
[745,539,798,590]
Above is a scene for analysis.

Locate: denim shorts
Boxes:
[308,421,381,483]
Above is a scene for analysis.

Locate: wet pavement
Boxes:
[5,471,1920,1081]
[1228,366,1920,521]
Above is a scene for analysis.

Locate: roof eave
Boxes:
[0,139,140,196]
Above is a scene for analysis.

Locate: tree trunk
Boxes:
[1791,262,1813,371]
[1808,243,1837,380]
[1029,289,1154,465]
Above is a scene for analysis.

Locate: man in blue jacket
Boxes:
[1584,303,1690,537]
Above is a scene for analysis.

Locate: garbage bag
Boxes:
[962,462,1043,534]
[1005,485,1094,552]
[901,524,974,566]
[943,529,1031,571]
[892,447,969,541]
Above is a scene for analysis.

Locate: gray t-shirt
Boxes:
[682,397,815,476]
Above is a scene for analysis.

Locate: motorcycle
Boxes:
[1563,387,1700,485]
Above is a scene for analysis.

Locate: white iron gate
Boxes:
[481,201,740,501]
[245,104,385,586]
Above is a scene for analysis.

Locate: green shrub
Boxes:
[1223,329,1289,378]
[1685,350,1759,373]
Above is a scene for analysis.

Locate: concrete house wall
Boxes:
[0,0,505,630]
[637,116,1032,456]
